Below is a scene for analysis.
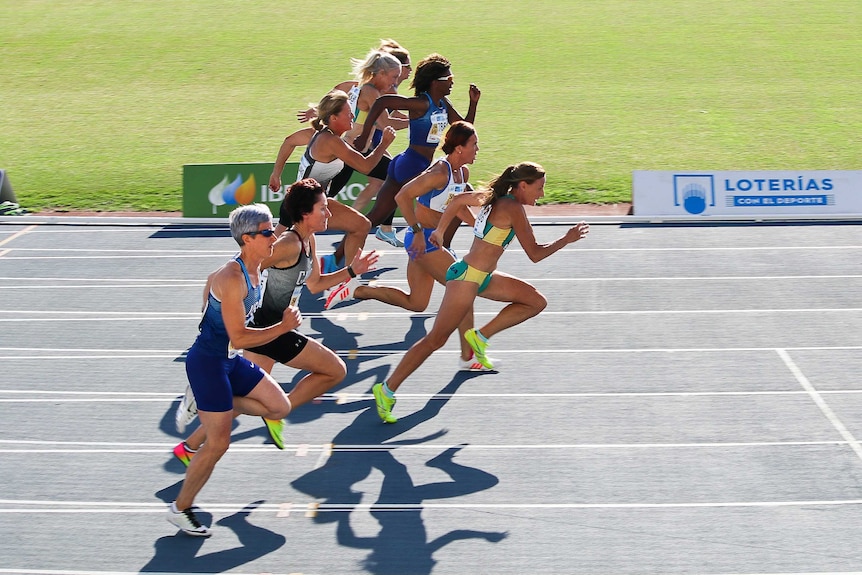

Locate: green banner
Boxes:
[182,162,369,217]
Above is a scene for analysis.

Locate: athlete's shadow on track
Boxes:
[291,375,508,575]
[140,499,285,573]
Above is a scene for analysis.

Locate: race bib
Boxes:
[426,110,448,144]
[473,204,492,237]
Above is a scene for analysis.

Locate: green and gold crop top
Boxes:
[472,196,516,248]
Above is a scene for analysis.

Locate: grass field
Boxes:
[1,0,859,212]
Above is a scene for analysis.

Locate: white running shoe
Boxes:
[174,384,198,434]
[324,277,360,310]
[458,353,501,372]
[167,504,212,537]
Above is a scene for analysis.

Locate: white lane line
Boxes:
[0,317,195,322]
[1,308,862,322]
[1,498,862,513]
[0,355,180,360]
[0,390,178,396]
[0,310,197,316]
[0,255,230,260]
[0,439,853,451]
[1,345,860,361]
[777,348,862,463]
[5,389,862,404]
[5,244,862,253]
[1,245,861,260]
[0,276,203,282]
[0,346,182,352]
[6,248,230,254]
[4,390,862,404]
[2,274,862,283]
[0,285,203,290]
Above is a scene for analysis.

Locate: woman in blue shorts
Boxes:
[168,204,302,537]
[370,162,591,423]
[173,179,379,470]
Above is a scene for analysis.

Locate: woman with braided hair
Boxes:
[370,162,590,424]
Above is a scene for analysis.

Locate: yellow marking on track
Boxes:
[0,225,38,248]
[347,349,358,360]
[305,502,319,518]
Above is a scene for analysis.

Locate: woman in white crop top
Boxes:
[269,90,396,270]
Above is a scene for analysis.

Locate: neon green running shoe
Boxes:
[261,417,285,450]
[464,328,493,369]
[372,383,397,424]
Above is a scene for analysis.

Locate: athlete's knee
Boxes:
[423,331,449,351]
[346,214,371,235]
[528,290,548,315]
[324,356,347,384]
[203,432,231,456]
[263,393,292,419]
[357,216,371,235]
[402,297,429,313]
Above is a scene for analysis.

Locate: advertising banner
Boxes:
[182,162,369,217]
[632,170,862,217]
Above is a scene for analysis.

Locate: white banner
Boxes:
[632,170,862,217]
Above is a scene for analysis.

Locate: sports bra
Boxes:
[409,92,448,147]
[297,129,345,195]
[472,196,516,248]
[416,159,466,213]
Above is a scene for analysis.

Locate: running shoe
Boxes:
[371,383,397,424]
[324,277,360,310]
[375,226,404,248]
[172,442,196,467]
[166,505,212,537]
[458,352,502,372]
[464,329,494,369]
[320,254,342,274]
[174,385,198,434]
[261,417,285,450]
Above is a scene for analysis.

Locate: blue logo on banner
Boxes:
[673,175,715,215]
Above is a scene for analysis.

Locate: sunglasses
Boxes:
[247,228,276,238]
[435,74,453,81]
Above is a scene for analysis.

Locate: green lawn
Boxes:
[1,0,859,212]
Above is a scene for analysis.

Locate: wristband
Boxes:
[410,223,422,233]
[347,265,357,278]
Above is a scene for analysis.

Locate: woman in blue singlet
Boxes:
[173,180,379,475]
[333,53,481,265]
[369,163,591,423]
[168,204,301,536]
